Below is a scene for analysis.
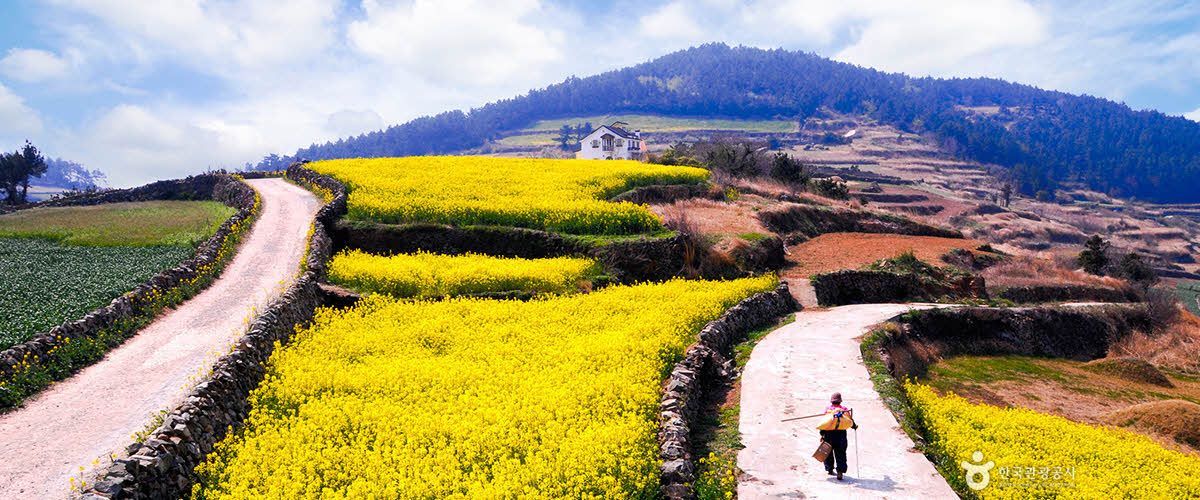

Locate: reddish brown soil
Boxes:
[782,232,985,278]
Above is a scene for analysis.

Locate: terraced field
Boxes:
[309,156,709,234]
[193,277,776,498]
[0,201,235,349]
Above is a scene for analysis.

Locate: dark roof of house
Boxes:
[592,122,639,140]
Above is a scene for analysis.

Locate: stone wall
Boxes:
[0,175,256,383]
[993,284,1138,304]
[608,183,721,205]
[757,204,962,239]
[335,221,593,259]
[810,270,986,306]
[0,175,228,215]
[875,305,1151,381]
[659,282,799,500]
[336,220,756,284]
[84,164,348,499]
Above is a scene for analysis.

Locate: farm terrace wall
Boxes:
[334,220,593,259]
[84,164,348,499]
[659,282,799,500]
[335,219,766,283]
[874,305,1152,381]
[608,183,722,205]
[757,204,962,238]
[0,174,256,386]
[810,270,986,306]
[993,284,1140,304]
[0,174,230,215]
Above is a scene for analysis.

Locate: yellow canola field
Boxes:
[905,382,1200,499]
[307,157,710,234]
[193,276,776,499]
[328,249,600,297]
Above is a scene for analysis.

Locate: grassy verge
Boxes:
[0,200,235,246]
[858,319,985,498]
[693,312,796,500]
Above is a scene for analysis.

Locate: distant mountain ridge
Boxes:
[264,43,1200,204]
[41,158,107,190]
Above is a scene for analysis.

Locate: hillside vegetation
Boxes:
[266,44,1200,203]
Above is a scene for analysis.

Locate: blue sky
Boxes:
[0,0,1198,186]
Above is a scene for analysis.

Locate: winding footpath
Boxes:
[0,179,321,499]
[738,303,958,499]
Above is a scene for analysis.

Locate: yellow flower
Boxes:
[193,277,774,499]
[308,156,709,235]
[905,382,1200,498]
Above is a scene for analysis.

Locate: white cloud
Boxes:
[348,0,564,85]
[9,0,1199,189]
[75,103,284,186]
[0,48,71,83]
[47,0,340,72]
[1186,107,1200,122]
[326,109,384,139]
[829,0,1048,77]
[640,2,704,40]
[0,83,43,138]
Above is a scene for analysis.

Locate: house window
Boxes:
[616,139,624,147]
[591,140,599,148]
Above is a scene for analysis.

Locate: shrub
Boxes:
[1114,252,1157,287]
[704,143,760,178]
[810,178,849,199]
[768,152,809,186]
[1077,235,1110,275]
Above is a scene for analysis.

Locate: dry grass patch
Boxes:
[650,197,771,237]
[981,254,1127,289]
[1110,309,1200,374]
[1102,400,1200,450]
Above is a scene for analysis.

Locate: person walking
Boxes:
[818,392,857,481]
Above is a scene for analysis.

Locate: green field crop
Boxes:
[1176,281,1200,316]
[0,201,234,247]
[519,114,795,133]
[0,238,195,350]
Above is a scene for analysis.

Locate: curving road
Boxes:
[0,179,321,499]
[738,303,958,499]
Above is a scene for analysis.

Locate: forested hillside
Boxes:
[265,43,1200,203]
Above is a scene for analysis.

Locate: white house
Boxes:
[579,121,646,161]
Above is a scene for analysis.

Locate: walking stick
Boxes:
[855,426,860,478]
[779,412,826,422]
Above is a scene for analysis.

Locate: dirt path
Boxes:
[0,179,320,499]
[738,303,958,499]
